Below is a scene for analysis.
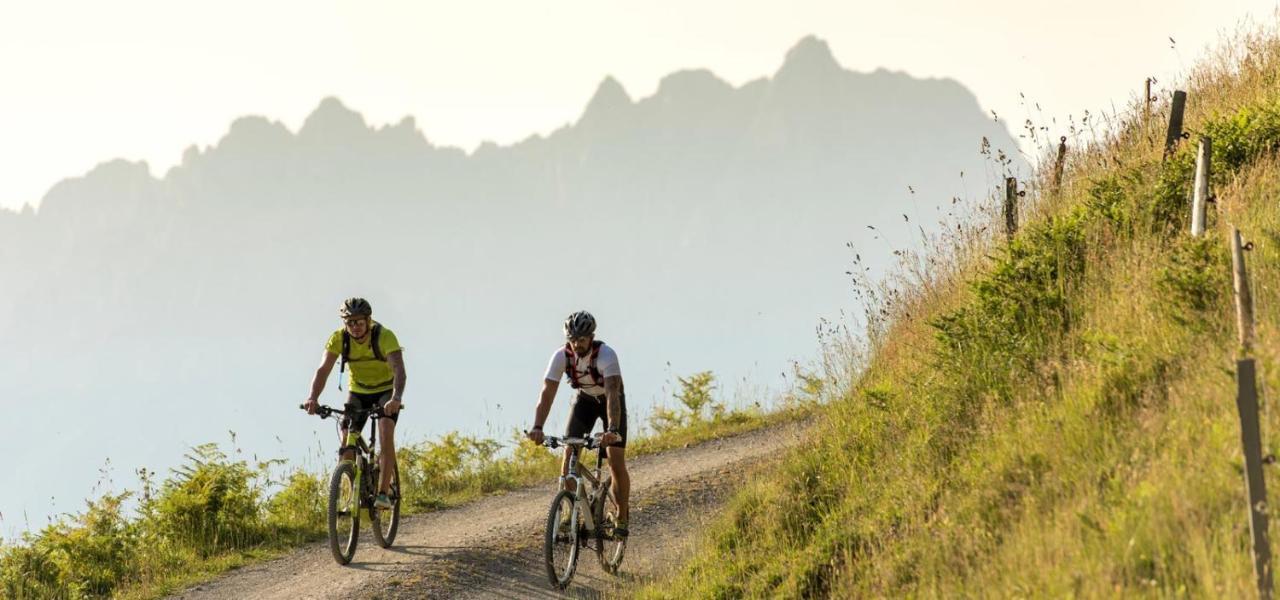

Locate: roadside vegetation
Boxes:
[640,24,1280,598]
[0,373,813,599]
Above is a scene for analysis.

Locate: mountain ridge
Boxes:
[7,35,1003,217]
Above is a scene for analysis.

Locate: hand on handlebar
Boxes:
[526,427,545,445]
[299,402,334,418]
[303,398,319,415]
[384,398,402,416]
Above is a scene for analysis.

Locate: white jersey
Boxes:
[544,343,621,397]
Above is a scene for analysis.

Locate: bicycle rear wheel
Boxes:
[327,461,360,565]
[544,490,579,590]
[371,461,401,548]
[594,478,626,574]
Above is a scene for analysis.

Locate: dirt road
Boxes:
[171,422,807,599]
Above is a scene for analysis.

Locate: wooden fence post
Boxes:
[1232,226,1256,352]
[1052,137,1068,195]
[1230,224,1268,598]
[1236,357,1272,600]
[1191,137,1212,236]
[1164,90,1188,160]
[1145,78,1153,123]
[1004,177,1018,242]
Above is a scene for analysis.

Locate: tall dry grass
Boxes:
[640,19,1280,598]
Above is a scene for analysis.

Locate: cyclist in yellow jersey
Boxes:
[303,297,406,509]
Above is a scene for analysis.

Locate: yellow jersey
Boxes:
[325,323,402,393]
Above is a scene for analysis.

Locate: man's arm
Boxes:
[385,350,407,414]
[305,351,339,413]
[604,375,623,434]
[528,379,559,443]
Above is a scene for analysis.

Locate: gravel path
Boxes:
[171,421,808,600]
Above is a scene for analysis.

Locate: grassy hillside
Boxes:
[641,26,1280,598]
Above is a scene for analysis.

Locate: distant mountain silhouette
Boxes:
[0,36,1022,528]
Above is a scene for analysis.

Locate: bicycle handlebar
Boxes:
[539,434,617,450]
[299,403,404,419]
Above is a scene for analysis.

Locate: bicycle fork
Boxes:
[346,431,374,508]
[561,476,597,534]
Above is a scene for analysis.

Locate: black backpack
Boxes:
[338,322,386,391]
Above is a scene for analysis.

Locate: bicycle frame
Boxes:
[304,403,395,503]
[558,439,611,535]
[541,433,625,588]
[304,402,404,565]
[341,411,379,470]
[343,408,392,506]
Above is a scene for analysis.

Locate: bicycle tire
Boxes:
[327,461,360,565]
[371,460,401,548]
[594,478,626,574]
[544,489,579,590]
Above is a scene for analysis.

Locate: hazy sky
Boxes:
[1,0,1274,211]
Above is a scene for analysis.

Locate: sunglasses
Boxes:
[343,317,369,326]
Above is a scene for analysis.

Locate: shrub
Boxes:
[148,444,265,555]
[265,470,325,541]
[1156,235,1229,327]
[0,493,139,598]
[650,371,726,434]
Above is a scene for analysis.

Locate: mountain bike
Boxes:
[300,403,402,565]
[540,434,626,590]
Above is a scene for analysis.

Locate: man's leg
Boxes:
[339,427,357,463]
[339,402,359,463]
[606,396,630,527]
[378,416,397,495]
[606,448,630,524]
[561,393,592,495]
[560,448,579,494]
[340,395,367,464]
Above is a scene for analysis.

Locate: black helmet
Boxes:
[563,310,596,338]
[339,297,373,318]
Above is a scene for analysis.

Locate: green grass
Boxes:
[639,23,1280,599]
[0,374,810,599]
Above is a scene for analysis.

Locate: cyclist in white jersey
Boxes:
[527,310,631,537]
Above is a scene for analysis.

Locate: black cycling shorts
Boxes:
[565,391,627,456]
[343,390,398,433]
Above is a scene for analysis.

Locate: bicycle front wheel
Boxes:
[594,480,626,574]
[544,490,579,590]
[371,461,401,548]
[327,461,360,565]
